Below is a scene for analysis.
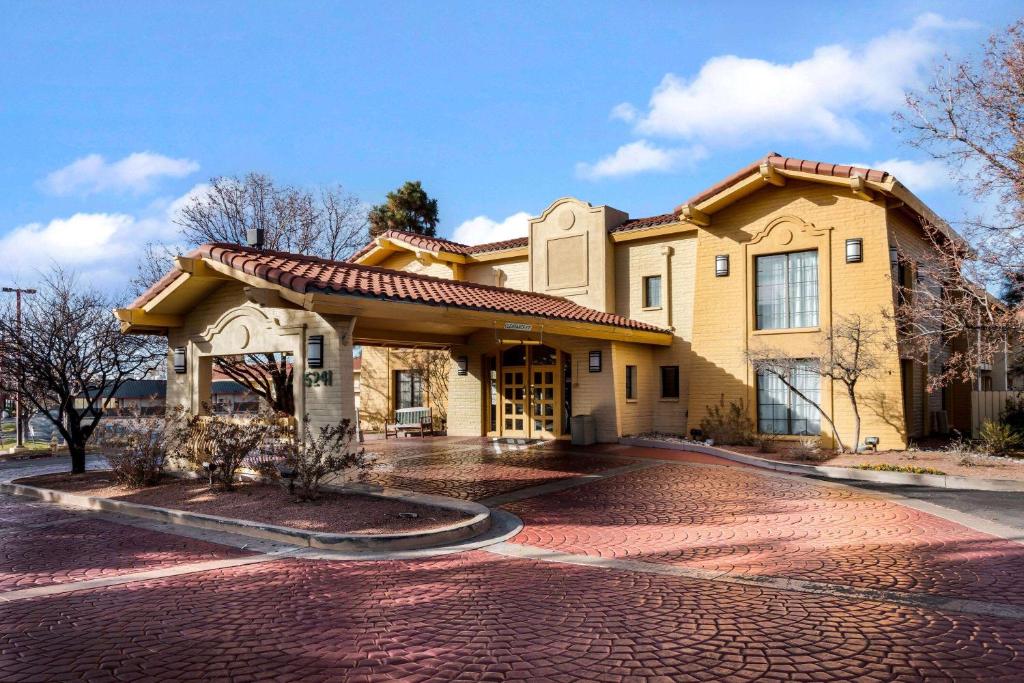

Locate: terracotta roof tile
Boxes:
[349,229,527,261]
[608,213,680,234]
[464,237,529,253]
[680,152,892,209]
[134,243,669,334]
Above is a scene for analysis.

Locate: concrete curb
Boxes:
[0,480,491,553]
[618,437,1024,492]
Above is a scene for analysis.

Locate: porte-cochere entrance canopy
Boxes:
[117,243,671,440]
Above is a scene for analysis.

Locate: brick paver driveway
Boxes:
[2,441,1023,681]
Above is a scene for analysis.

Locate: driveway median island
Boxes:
[13,471,471,536]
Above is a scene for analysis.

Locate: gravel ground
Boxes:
[15,471,470,534]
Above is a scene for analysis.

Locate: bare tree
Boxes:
[748,315,888,453]
[138,173,369,414]
[175,173,368,260]
[894,19,1024,386]
[0,269,163,473]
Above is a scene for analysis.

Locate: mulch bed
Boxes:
[15,471,470,535]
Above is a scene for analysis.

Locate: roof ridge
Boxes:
[199,242,615,305]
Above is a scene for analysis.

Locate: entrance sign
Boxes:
[503,322,533,332]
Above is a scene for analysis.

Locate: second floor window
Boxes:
[643,275,662,308]
[756,250,819,329]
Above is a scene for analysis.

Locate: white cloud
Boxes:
[857,158,953,192]
[610,102,638,123]
[0,184,205,290]
[452,211,531,245]
[617,14,971,148]
[576,140,707,180]
[41,151,200,196]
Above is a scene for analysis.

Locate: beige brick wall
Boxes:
[614,233,697,434]
[357,346,450,432]
[464,257,529,289]
[166,280,355,440]
[686,179,909,450]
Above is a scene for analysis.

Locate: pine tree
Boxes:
[368,181,439,237]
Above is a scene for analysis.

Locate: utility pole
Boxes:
[2,287,36,448]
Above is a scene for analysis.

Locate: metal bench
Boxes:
[385,407,432,439]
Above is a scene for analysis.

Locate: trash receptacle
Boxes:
[570,414,596,446]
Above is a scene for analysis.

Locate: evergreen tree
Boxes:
[368,181,439,237]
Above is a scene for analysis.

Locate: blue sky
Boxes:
[1,1,1020,293]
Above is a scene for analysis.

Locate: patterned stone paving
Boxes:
[360,437,630,501]
[2,442,1024,680]
[506,461,1024,606]
[0,494,251,593]
[2,552,1022,681]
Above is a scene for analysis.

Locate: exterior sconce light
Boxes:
[845,238,863,263]
[172,347,187,374]
[589,350,602,373]
[456,356,469,376]
[715,254,729,277]
[889,247,899,268]
[307,335,324,369]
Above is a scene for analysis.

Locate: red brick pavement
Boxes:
[361,438,630,501]
[506,461,1024,606]
[2,552,1022,681]
[0,509,251,592]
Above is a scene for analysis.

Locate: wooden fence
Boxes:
[972,391,1023,433]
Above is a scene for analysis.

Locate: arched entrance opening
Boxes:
[484,343,571,439]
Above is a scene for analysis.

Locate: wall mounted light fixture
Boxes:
[173,347,187,374]
[715,254,729,277]
[307,335,324,369]
[845,238,863,263]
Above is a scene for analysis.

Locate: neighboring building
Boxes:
[74,377,260,416]
[120,153,985,450]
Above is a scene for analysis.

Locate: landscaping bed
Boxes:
[15,471,470,534]
[630,432,1024,481]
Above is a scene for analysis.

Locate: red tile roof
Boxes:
[609,213,680,234]
[132,243,669,334]
[351,214,686,260]
[680,152,892,208]
[465,236,529,253]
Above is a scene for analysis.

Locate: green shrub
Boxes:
[853,463,946,475]
[700,399,755,446]
[978,420,1023,457]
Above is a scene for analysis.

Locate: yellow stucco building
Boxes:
[120,153,974,451]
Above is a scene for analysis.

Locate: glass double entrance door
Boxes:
[497,344,561,439]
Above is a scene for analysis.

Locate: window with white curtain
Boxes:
[757,361,821,435]
[755,250,819,329]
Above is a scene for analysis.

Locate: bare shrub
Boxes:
[792,436,828,463]
[274,416,367,501]
[183,410,284,491]
[755,432,780,454]
[700,399,755,446]
[96,413,172,488]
